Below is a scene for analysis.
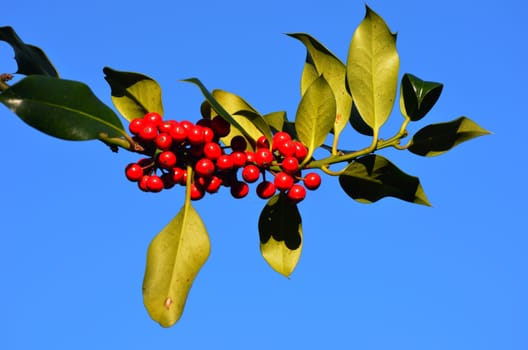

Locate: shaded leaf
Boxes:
[346,6,399,132]
[350,102,374,136]
[143,200,210,328]
[258,193,302,277]
[289,33,352,138]
[339,154,431,206]
[0,26,58,77]
[0,75,125,140]
[263,111,286,132]
[103,67,164,122]
[408,117,490,157]
[295,75,336,162]
[400,73,443,121]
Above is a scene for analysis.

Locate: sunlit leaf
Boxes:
[295,75,336,162]
[289,33,352,138]
[0,75,125,140]
[408,117,490,156]
[339,154,431,206]
[400,73,443,121]
[346,6,399,132]
[0,26,58,77]
[143,200,210,328]
[103,67,164,122]
[263,111,286,132]
[258,193,302,277]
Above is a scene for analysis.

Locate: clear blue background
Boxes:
[1,1,526,349]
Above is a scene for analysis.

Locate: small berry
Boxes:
[304,172,321,190]
[143,112,163,126]
[230,181,249,199]
[287,184,306,203]
[205,176,223,193]
[203,142,223,160]
[293,141,308,161]
[195,158,215,177]
[170,123,188,143]
[256,181,276,199]
[147,175,164,192]
[172,167,186,184]
[245,151,256,164]
[272,132,292,150]
[187,125,205,145]
[230,136,248,151]
[216,154,234,171]
[230,151,247,168]
[281,156,299,174]
[211,117,231,137]
[161,172,176,189]
[241,164,260,183]
[179,120,194,130]
[158,120,176,134]
[274,172,294,191]
[190,183,205,200]
[138,175,150,192]
[202,127,215,143]
[277,140,296,157]
[254,148,274,167]
[155,133,173,150]
[256,135,270,149]
[196,118,213,128]
[129,118,144,135]
[139,124,158,141]
[125,163,143,182]
[157,151,177,169]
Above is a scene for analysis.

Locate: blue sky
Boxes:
[1,0,526,349]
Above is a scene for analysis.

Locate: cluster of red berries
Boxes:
[124,112,321,203]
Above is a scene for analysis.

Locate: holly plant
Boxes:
[0,6,489,327]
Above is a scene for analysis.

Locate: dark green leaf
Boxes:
[408,117,491,156]
[258,193,302,277]
[143,200,210,328]
[0,26,58,77]
[339,154,431,206]
[350,102,374,136]
[0,75,125,140]
[103,67,163,122]
[400,73,443,121]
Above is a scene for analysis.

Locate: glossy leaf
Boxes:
[346,6,399,132]
[143,200,210,328]
[0,75,125,140]
[212,89,273,144]
[263,111,286,132]
[339,154,431,206]
[103,67,164,122]
[408,117,490,157]
[295,75,336,162]
[258,193,302,277]
[400,73,443,121]
[0,26,58,77]
[289,33,352,138]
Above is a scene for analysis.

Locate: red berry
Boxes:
[230,136,247,151]
[155,132,173,150]
[147,175,164,192]
[303,172,321,190]
[256,181,276,199]
[170,123,188,143]
[254,148,274,167]
[139,124,158,141]
[144,112,163,126]
[202,127,215,143]
[241,164,260,183]
[158,120,176,134]
[287,184,306,203]
[172,167,186,184]
[274,172,294,191]
[230,151,247,168]
[125,163,143,182]
[281,156,299,174]
[129,118,144,135]
[272,132,291,150]
[245,151,256,164]
[187,125,205,145]
[205,175,223,193]
[138,175,150,192]
[216,154,234,171]
[157,151,177,169]
[256,135,270,149]
[190,183,205,201]
[293,141,308,161]
[179,120,194,130]
[195,158,215,177]
[211,117,231,137]
[203,142,223,160]
[277,140,296,157]
[230,181,249,199]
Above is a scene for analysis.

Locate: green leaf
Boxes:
[0,26,59,77]
[346,6,399,132]
[103,67,164,122]
[0,75,125,140]
[350,102,374,136]
[408,117,490,157]
[294,75,336,162]
[183,78,268,144]
[211,89,273,144]
[400,73,443,121]
[263,111,286,132]
[258,193,302,277]
[143,201,210,328]
[288,33,352,138]
[339,154,431,206]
